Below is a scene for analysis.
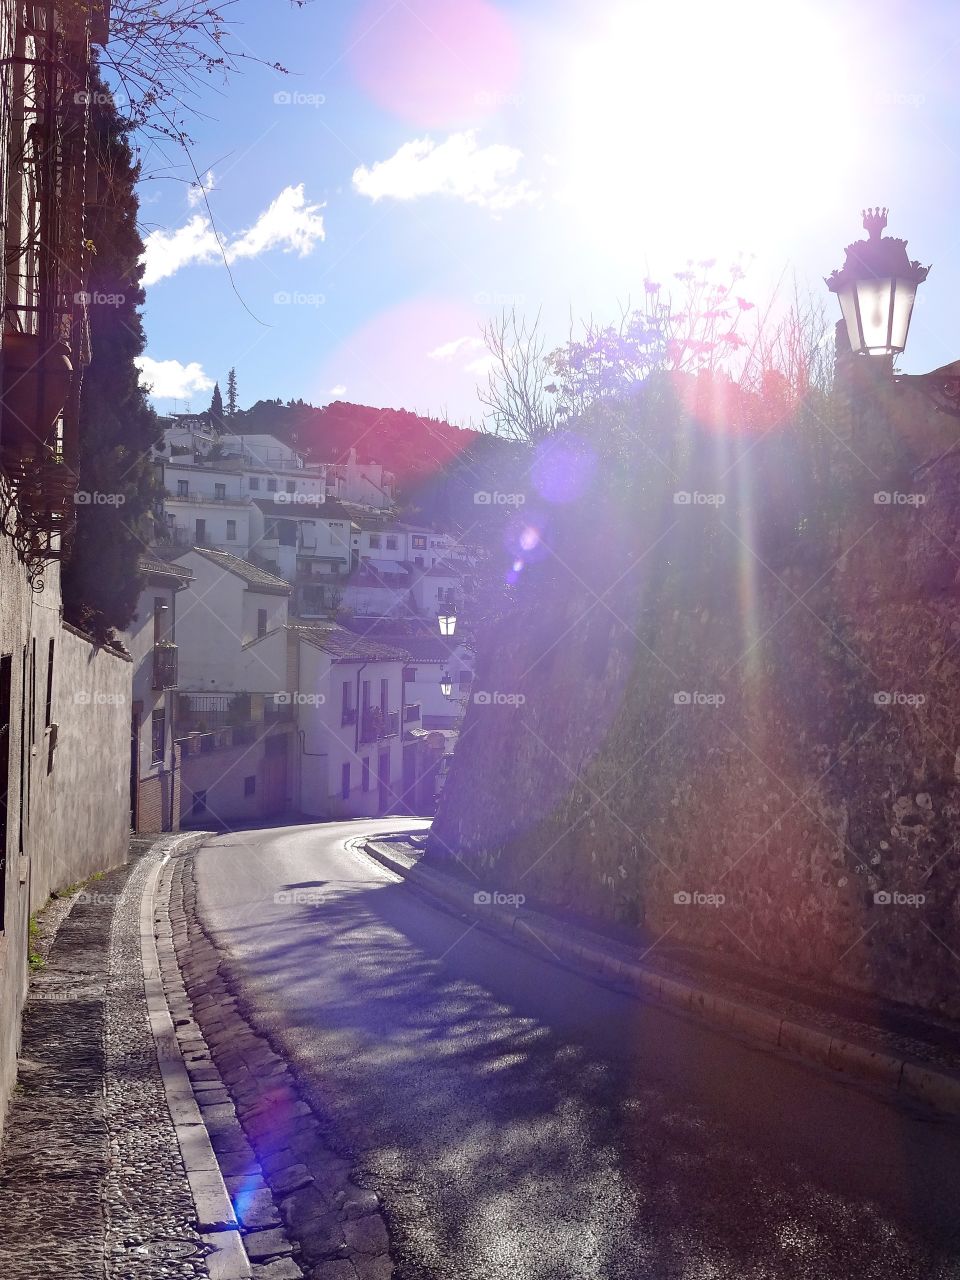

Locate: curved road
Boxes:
[194,819,960,1279]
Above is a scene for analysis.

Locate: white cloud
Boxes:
[464,354,496,376]
[142,184,325,286]
[142,216,220,286]
[136,356,214,400]
[428,336,485,361]
[329,384,347,397]
[226,184,326,262]
[352,131,535,211]
[187,170,215,207]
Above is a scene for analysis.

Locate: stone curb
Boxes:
[357,838,960,1119]
[140,833,251,1280]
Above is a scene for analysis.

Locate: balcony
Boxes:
[341,706,358,727]
[359,708,400,744]
[152,642,178,690]
[404,703,421,724]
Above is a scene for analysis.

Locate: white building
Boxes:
[327,448,395,509]
[161,459,255,554]
[126,555,194,832]
[289,625,413,818]
[168,549,297,826]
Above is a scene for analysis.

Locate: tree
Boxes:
[225,367,238,416]
[95,1,291,148]
[208,382,225,432]
[478,264,832,443]
[61,69,163,642]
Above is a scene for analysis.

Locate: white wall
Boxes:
[174,553,288,691]
[295,645,405,818]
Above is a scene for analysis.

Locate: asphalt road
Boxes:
[194,819,960,1279]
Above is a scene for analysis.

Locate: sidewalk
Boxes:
[361,833,960,1118]
[0,833,212,1280]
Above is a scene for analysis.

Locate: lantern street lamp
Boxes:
[827,210,960,419]
[826,208,929,359]
[438,611,457,637]
[439,671,453,698]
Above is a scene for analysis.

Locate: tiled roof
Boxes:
[182,547,291,594]
[137,554,194,583]
[293,624,409,663]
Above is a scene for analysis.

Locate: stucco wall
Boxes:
[1,540,131,1138]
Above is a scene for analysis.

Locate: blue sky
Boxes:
[128,0,960,426]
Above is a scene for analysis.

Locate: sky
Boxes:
[127,0,960,428]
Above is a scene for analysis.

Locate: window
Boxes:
[195,518,206,543]
[362,757,370,791]
[341,762,350,800]
[286,481,296,493]
[402,667,416,683]
[386,535,398,550]
[244,775,256,797]
[411,534,427,550]
[151,710,165,765]
[215,482,226,500]
[44,638,54,728]
[414,556,424,567]
[0,654,12,932]
[29,640,35,749]
[341,680,356,726]
[248,477,260,491]
[226,520,237,541]
[190,789,207,817]
[177,479,189,497]
[257,608,268,638]
[369,534,381,549]
[361,679,371,712]
[380,677,389,716]
[267,478,277,493]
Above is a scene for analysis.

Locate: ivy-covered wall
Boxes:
[432,383,960,1016]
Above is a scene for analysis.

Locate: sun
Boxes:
[558,0,861,263]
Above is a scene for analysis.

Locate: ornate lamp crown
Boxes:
[862,207,888,240]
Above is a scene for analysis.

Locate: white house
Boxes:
[161,459,255,554]
[125,555,194,832]
[168,548,296,827]
[327,448,395,509]
[289,625,413,818]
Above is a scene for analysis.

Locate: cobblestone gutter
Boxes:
[164,848,393,1280]
[0,834,210,1280]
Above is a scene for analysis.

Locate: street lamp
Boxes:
[827,211,960,419]
[439,671,453,697]
[438,611,457,637]
[826,208,929,358]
